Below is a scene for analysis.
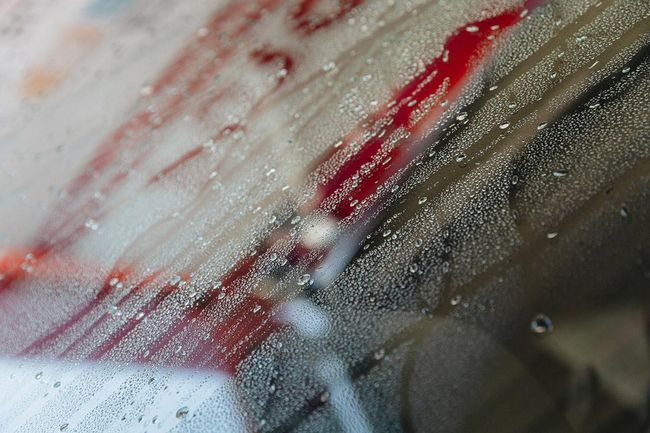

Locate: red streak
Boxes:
[250,45,295,86]
[290,0,365,35]
[146,123,241,185]
[19,267,132,356]
[192,296,277,374]
[148,145,205,184]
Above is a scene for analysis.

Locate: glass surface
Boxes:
[0,0,649,432]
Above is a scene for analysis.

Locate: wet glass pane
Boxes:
[0,0,649,432]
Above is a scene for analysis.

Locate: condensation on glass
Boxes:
[0,0,648,432]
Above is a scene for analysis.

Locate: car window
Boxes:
[0,0,649,432]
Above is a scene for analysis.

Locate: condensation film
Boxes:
[0,0,649,432]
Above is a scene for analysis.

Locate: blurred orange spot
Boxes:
[21,24,101,99]
[64,24,102,46]
[21,66,62,98]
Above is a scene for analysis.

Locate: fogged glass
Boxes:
[0,0,648,432]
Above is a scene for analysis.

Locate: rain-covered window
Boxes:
[0,0,649,432]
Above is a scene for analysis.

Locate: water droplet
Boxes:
[322,61,336,72]
[499,121,510,129]
[456,112,468,121]
[84,218,99,231]
[418,197,428,205]
[546,232,558,239]
[298,273,311,285]
[537,122,548,130]
[373,348,385,360]
[450,294,462,306]
[530,314,553,335]
[140,85,153,97]
[320,391,330,403]
[35,372,42,380]
[276,68,288,79]
[60,423,69,432]
[552,169,568,177]
[620,206,629,218]
[176,406,190,419]
[53,381,61,388]
[252,304,262,313]
[465,25,479,33]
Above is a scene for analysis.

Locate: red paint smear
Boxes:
[164,295,279,375]
[317,5,528,220]
[250,45,295,86]
[290,0,364,35]
[132,249,267,367]
[19,266,132,356]
[202,296,277,374]
[59,270,162,359]
[87,275,174,361]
